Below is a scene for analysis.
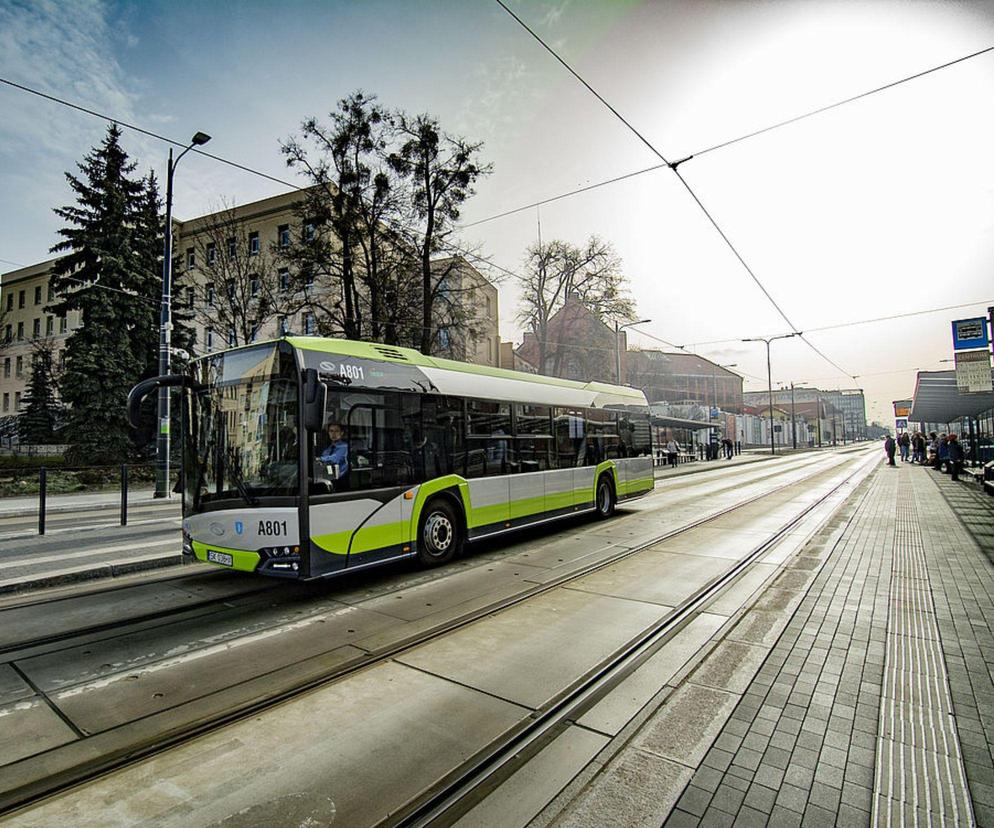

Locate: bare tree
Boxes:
[183,202,295,350]
[516,236,635,376]
[282,92,415,343]
[388,113,492,354]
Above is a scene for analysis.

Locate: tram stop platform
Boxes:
[537,460,994,828]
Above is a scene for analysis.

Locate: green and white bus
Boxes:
[129,337,653,580]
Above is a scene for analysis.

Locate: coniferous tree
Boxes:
[18,339,61,444]
[48,125,156,464]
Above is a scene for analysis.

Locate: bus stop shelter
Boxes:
[909,369,994,463]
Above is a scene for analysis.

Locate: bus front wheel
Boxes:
[417,498,462,566]
[595,475,616,519]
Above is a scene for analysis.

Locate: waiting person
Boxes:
[722,437,734,460]
[666,438,679,467]
[937,434,949,472]
[912,432,925,464]
[898,432,911,463]
[947,433,965,481]
[928,432,940,468]
[884,434,896,466]
[319,421,349,480]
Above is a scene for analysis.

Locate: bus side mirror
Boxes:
[303,368,325,431]
[127,374,193,429]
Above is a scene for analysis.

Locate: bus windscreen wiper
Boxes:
[234,477,259,507]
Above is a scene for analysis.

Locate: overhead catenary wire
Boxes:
[493,0,854,379]
[691,44,994,158]
[679,299,994,349]
[457,44,994,231]
[0,75,513,294]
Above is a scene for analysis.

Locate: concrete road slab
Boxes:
[578,612,727,736]
[396,587,668,710]
[631,682,739,767]
[0,664,33,704]
[0,697,77,766]
[5,661,529,828]
[20,601,397,733]
[453,725,609,828]
[353,560,536,622]
[0,574,270,651]
[702,562,777,616]
[652,526,771,560]
[564,550,730,608]
[550,744,694,828]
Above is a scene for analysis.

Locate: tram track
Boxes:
[394,449,880,827]
[0,448,875,819]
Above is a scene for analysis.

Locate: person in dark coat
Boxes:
[884,435,896,466]
[947,433,965,481]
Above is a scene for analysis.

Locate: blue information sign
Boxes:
[951,317,989,351]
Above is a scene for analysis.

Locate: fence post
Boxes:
[38,466,47,535]
[120,464,128,526]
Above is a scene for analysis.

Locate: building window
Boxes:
[186,287,195,308]
[16,321,23,341]
[304,268,315,287]
[14,391,21,411]
[485,296,491,317]
[225,280,235,301]
[2,358,9,378]
[47,283,54,302]
[18,290,25,309]
[303,221,316,242]
[207,242,216,265]
[226,237,236,259]
[1,393,7,413]
[5,294,12,312]
[250,321,259,342]
[206,283,215,306]
[206,328,214,349]
[59,316,67,334]
[278,224,290,248]
[34,285,42,305]
[303,312,316,335]
[186,248,195,269]
[172,256,181,274]
[32,318,40,338]
[45,316,54,336]
[278,268,290,292]
[3,324,10,342]
[250,275,260,297]
[437,328,450,349]
[15,356,23,377]
[227,326,236,345]
[278,316,288,335]
[248,231,260,255]
[59,350,66,371]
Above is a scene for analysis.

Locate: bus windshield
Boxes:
[185,344,299,511]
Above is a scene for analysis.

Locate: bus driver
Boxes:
[319,421,349,480]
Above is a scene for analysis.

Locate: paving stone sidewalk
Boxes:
[662,462,994,827]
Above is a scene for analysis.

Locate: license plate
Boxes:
[207,550,233,567]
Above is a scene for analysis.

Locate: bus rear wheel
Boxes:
[595,475,616,519]
[417,499,462,566]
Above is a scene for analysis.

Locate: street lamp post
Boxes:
[743,333,799,456]
[155,131,212,499]
[614,318,651,384]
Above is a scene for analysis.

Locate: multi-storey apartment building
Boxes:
[0,190,500,422]
[0,257,81,417]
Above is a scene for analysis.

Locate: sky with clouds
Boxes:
[1,0,993,423]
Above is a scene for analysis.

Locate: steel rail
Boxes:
[392,452,878,827]
[0,450,870,817]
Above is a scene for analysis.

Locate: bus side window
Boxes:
[418,396,464,481]
[466,400,510,478]
[515,403,552,472]
[554,408,582,468]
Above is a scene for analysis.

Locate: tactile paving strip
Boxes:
[872,475,975,827]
